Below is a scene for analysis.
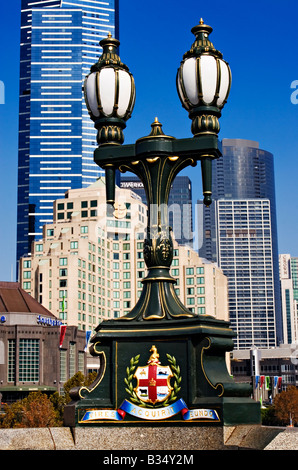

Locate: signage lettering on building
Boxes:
[37,315,62,326]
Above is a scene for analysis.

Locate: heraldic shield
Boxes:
[133,345,173,405]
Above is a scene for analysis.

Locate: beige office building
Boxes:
[20,179,228,332]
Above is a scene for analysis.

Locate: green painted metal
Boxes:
[64,22,261,428]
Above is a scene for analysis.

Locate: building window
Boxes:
[60,349,67,382]
[23,281,31,290]
[90,200,97,207]
[23,260,31,268]
[19,339,39,382]
[81,201,88,208]
[69,342,76,378]
[36,244,43,252]
[23,271,31,279]
[197,267,204,274]
[8,339,16,382]
[81,226,88,234]
[70,241,78,249]
[78,351,84,373]
[59,257,68,266]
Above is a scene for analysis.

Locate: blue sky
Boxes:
[0,0,298,281]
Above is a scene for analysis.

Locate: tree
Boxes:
[0,392,59,428]
[273,386,298,426]
[0,371,98,428]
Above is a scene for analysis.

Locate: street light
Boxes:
[84,32,136,204]
[65,20,260,430]
[177,18,231,133]
[177,18,231,206]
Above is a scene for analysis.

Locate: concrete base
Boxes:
[0,425,296,450]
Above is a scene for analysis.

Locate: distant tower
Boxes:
[16,0,119,266]
[121,175,193,246]
[199,139,282,349]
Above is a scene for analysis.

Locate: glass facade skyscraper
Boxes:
[120,175,193,246]
[198,138,283,349]
[17,0,119,265]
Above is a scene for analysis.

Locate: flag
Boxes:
[59,325,67,348]
[260,375,265,388]
[278,376,282,389]
[62,292,65,313]
[85,330,92,352]
[255,376,260,388]
[265,376,270,390]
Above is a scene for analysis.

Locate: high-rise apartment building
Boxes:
[198,139,283,348]
[279,254,298,345]
[217,199,277,349]
[120,175,193,246]
[19,180,228,332]
[17,0,119,266]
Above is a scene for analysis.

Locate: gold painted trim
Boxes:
[78,349,107,399]
[201,337,224,397]
[99,324,232,334]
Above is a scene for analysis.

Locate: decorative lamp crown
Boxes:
[176,19,231,136]
[84,34,136,206]
[84,33,136,146]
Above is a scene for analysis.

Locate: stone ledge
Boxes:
[264,428,298,450]
[0,427,75,450]
[0,425,296,450]
[72,426,226,450]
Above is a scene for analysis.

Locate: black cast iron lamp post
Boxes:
[65,19,261,429]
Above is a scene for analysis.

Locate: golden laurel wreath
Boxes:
[124,353,182,408]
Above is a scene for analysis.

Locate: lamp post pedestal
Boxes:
[64,315,260,428]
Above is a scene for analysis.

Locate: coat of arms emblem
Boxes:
[134,345,173,405]
[124,345,181,408]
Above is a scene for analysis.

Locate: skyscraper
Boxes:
[17,0,119,267]
[120,175,193,246]
[199,138,283,349]
[279,254,298,345]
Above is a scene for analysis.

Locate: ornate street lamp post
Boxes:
[64,21,260,431]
